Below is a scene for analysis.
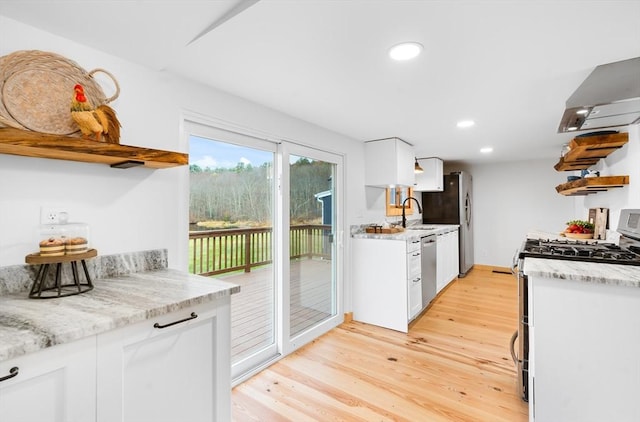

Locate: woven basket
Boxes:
[0,50,120,136]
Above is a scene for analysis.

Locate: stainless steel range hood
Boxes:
[558,57,640,133]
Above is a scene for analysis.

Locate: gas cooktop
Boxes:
[520,238,640,266]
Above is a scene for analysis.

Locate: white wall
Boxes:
[442,124,639,268]
[445,159,577,268]
[577,124,640,229]
[0,13,369,299]
[3,15,637,310]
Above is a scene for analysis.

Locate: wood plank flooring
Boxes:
[231,266,528,421]
[219,258,333,360]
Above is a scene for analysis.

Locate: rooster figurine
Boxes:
[70,84,121,144]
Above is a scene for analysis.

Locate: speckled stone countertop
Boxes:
[0,250,239,362]
[351,223,459,240]
[523,257,640,289]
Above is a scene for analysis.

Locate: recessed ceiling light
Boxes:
[480,147,493,154]
[456,120,475,128]
[567,127,578,131]
[389,42,423,61]
[576,109,589,115]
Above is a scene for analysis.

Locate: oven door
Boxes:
[510,251,529,402]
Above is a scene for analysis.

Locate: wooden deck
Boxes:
[214,258,334,361]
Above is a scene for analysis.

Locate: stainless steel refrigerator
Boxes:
[421,171,474,277]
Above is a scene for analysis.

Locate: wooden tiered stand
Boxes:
[25,249,97,298]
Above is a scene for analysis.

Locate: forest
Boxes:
[189,158,332,228]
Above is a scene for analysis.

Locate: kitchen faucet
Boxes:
[401,196,422,228]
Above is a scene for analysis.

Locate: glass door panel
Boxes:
[288,154,337,339]
[187,130,277,378]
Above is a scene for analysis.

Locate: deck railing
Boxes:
[189,224,331,276]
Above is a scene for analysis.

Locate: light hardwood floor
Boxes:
[232,266,528,421]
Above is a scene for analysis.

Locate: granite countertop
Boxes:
[0,252,239,363]
[523,257,640,289]
[352,224,459,240]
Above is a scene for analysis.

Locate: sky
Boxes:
[189,135,272,169]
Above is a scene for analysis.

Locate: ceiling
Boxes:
[1,0,639,164]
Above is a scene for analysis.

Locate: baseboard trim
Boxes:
[473,264,512,274]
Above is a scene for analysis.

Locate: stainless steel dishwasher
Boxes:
[421,234,437,308]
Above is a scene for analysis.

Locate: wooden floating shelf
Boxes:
[0,127,188,169]
[554,132,628,171]
[556,176,629,196]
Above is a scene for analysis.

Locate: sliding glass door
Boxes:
[185,119,343,379]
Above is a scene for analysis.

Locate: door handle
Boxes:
[509,330,519,366]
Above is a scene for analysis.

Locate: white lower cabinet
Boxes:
[436,229,459,293]
[97,300,230,422]
[528,275,640,422]
[352,237,422,333]
[0,337,96,422]
[0,299,231,422]
[448,230,459,282]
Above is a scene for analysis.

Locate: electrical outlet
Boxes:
[40,207,67,225]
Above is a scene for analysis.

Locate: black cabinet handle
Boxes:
[0,366,19,382]
[153,312,198,329]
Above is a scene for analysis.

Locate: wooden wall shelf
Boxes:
[0,127,188,169]
[554,132,628,171]
[555,176,629,196]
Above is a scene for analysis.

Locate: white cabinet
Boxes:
[352,237,422,333]
[97,300,231,422]
[0,299,231,422]
[527,275,640,422]
[407,239,423,320]
[448,230,459,282]
[365,137,414,187]
[0,337,96,422]
[436,228,459,293]
[414,158,444,191]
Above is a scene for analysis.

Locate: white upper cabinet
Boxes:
[414,157,443,192]
[365,137,414,187]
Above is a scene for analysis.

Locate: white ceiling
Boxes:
[1,0,639,164]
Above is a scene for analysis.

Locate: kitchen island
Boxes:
[523,258,640,422]
[0,249,239,422]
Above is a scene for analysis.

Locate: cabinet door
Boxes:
[414,158,444,192]
[449,230,459,282]
[0,337,96,422]
[352,238,409,332]
[364,138,414,187]
[436,234,446,292]
[96,299,231,422]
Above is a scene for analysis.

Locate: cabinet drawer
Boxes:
[407,238,421,253]
[407,250,421,277]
